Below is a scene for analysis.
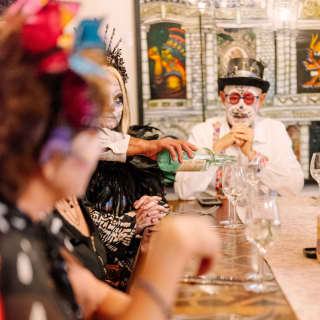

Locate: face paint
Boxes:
[100,74,124,130]
[223,85,262,126]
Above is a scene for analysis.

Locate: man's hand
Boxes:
[230,124,256,160]
[213,122,243,154]
[127,136,197,163]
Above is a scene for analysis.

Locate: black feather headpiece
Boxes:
[104,25,128,83]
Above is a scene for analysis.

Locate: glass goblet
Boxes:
[245,195,281,293]
[222,164,246,229]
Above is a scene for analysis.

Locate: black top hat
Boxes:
[218,58,270,93]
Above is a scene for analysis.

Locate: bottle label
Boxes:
[177,159,206,172]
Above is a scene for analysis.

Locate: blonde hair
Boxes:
[105,65,130,134]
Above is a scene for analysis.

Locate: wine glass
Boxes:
[222,164,247,229]
[244,163,263,281]
[310,153,320,201]
[245,195,281,293]
[245,162,261,217]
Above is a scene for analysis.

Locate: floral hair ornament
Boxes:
[62,71,99,130]
[38,72,99,164]
[6,0,48,16]
[104,24,128,83]
[5,0,97,163]
[69,19,106,78]
[40,19,109,163]
[8,0,80,74]
[66,19,109,131]
[70,19,112,112]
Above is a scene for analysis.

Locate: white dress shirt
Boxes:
[98,127,130,162]
[174,116,304,199]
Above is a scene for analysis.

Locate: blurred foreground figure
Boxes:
[85,25,169,291]
[0,1,219,320]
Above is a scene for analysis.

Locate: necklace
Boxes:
[56,196,81,227]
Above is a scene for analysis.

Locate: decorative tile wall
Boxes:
[138,0,320,178]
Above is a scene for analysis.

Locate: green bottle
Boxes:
[157,147,237,182]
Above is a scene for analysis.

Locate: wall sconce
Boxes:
[187,0,214,15]
[273,0,298,29]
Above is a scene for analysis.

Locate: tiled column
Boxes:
[290,30,297,96]
[205,29,215,107]
[256,29,276,102]
[276,29,288,95]
[140,24,151,110]
[283,29,290,95]
[300,122,311,179]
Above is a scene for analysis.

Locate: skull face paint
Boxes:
[223,85,262,126]
[100,74,124,130]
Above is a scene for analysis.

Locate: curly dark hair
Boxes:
[0,18,51,203]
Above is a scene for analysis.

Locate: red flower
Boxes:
[38,49,69,74]
[62,72,98,130]
[22,2,63,53]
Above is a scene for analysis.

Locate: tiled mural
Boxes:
[137,0,320,179]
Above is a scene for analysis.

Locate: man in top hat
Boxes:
[175,58,304,199]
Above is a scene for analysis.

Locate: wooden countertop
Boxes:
[170,199,297,320]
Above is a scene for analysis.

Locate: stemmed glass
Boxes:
[246,162,260,201]
[222,164,247,229]
[244,163,263,281]
[245,195,281,293]
[310,153,320,201]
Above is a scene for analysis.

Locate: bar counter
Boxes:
[168,196,319,320]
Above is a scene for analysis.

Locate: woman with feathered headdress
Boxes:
[84,25,170,291]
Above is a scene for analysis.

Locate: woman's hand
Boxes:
[133,215,221,311]
[62,250,111,318]
[134,195,169,234]
[153,215,220,275]
[143,138,197,163]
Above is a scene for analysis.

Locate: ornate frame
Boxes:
[135,0,213,130]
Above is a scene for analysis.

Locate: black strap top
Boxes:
[53,200,108,281]
[0,200,82,320]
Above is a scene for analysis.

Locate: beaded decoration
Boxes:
[212,121,224,197]
[104,25,128,83]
